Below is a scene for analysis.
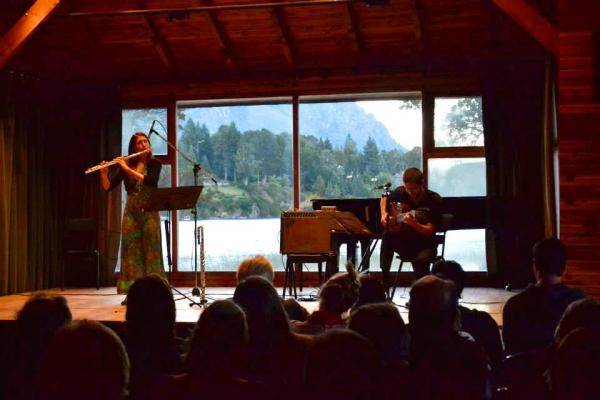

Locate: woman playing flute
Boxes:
[100,132,165,298]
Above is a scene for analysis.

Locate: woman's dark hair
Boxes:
[126,274,175,343]
[186,300,248,375]
[349,303,410,365]
[353,274,387,310]
[15,293,72,377]
[127,132,152,159]
[233,276,290,352]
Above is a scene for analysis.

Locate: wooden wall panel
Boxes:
[557,5,600,298]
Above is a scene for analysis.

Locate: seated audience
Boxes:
[237,254,308,322]
[409,275,489,400]
[351,274,387,311]
[547,327,600,400]
[36,319,129,400]
[236,254,274,283]
[492,298,600,400]
[554,297,600,344]
[432,259,504,366]
[125,274,184,398]
[502,237,585,356]
[292,262,360,335]
[348,303,411,399]
[283,298,309,322]
[233,277,311,398]
[304,328,381,400]
[182,300,274,399]
[1,293,72,400]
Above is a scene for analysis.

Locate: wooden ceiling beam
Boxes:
[198,0,235,70]
[491,0,559,56]
[410,0,429,71]
[0,0,61,69]
[136,1,175,71]
[411,0,423,45]
[346,3,365,56]
[272,8,295,65]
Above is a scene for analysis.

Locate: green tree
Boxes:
[361,137,382,178]
[212,123,241,181]
[343,134,360,177]
[444,97,484,146]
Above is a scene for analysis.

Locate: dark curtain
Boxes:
[483,3,557,288]
[0,71,120,295]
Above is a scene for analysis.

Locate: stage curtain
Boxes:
[483,3,558,288]
[0,72,120,295]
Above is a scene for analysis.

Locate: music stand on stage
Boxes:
[143,185,205,307]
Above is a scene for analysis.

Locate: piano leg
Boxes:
[325,254,339,280]
[346,240,358,265]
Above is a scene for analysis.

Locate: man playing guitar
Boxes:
[379,167,442,291]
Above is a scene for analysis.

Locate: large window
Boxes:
[176,101,293,272]
[428,96,486,271]
[120,94,489,277]
[299,96,423,269]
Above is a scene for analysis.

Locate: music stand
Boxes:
[143,185,205,307]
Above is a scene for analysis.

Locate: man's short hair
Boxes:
[533,237,567,277]
[236,255,274,283]
[431,260,466,297]
[403,167,423,185]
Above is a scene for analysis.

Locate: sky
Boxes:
[357,100,422,150]
[357,99,458,150]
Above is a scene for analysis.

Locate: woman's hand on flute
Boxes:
[114,156,129,171]
[99,161,109,177]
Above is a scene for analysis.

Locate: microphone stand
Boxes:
[149,125,217,307]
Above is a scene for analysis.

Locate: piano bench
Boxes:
[283,254,329,299]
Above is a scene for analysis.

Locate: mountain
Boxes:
[181,103,407,152]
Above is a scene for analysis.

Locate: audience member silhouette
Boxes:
[502,237,585,356]
[292,262,360,335]
[348,303,411,399]
[492,298,600,400]
[236,254,274,283]
[233,276,310,399]
[283,298,309,321]
[431,259,504,366]
[554,297,600,344]
[408,275,489,400]
[351,274,387,311]
[125,274,183,398]
[0,293,72,400]
[236,254,308,322]
[547,326,600,400]
[304,328,381,400]
[36,319,129,400]
[182,299,273,399]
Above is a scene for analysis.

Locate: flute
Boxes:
[84,149,150,174]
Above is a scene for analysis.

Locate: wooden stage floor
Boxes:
[0,286,513,327]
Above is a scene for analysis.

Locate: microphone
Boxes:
[148,120,157,137]
[373,182,391,190]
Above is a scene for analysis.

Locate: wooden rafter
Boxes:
[0,0,61,69]
[491,0,559,56]
[346,3,365,56]
[136,1,175,71]
[411,0,423,45]
[410,0,428,70]
[272,8,295,65]
[198,0,235,70]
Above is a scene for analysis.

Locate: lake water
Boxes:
[169,218,487,272]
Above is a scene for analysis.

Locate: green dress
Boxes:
[109,159,165,294]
